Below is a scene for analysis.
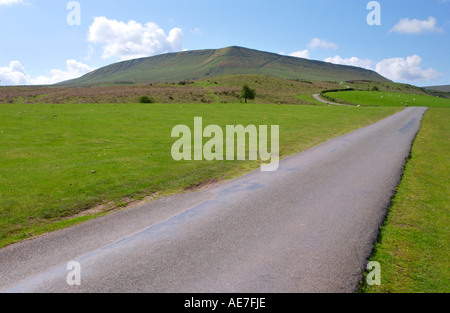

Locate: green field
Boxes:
[0,103,401,247]
[324,91,450,108]
[359,108,450,293]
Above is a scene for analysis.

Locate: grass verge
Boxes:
[359,108,449,293]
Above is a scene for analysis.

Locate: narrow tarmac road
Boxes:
[0,107,428,293]
[313,93,353,106]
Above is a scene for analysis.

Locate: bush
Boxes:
[139,96,154,103]
[372,86,379,91]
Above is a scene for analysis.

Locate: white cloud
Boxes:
[31,59,93,85]
[0,60,93,86]
[0,61,30,85]
[308,38,338,50]
[88,16,183,61]
[84,45,95,61]
[0,0,25,5]
[324,54,441,83]
[289,50,310,59]
[390,17,443,34]
[324,55,373,69]
[375,55,442,82]
[190,27,202,35]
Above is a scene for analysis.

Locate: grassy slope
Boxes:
[0,75,342,105]
[359,108,449,293]
[0,103,400,247]
[195,74,341,104]
[424,85,450,92]
[0,74,426,106]
[324,90,450,108]
[62,46,388,86]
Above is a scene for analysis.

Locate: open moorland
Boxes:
[61,46,389,85]
[0,73,435,105]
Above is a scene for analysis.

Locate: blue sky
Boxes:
[0,0,449,86]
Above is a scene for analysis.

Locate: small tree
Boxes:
[241,85,256,103]
[139,96,154,103]
[372,86,379,92]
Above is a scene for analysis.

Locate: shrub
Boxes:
[139,96,154,103]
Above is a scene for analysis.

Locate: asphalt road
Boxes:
[0,107,428,293]
[313,93,353,106]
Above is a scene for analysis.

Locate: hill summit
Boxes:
[61,46,389,86]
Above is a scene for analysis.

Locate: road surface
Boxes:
[0,107,428,293]
[313,93,353,106]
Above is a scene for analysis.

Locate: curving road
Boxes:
[0,107,427,293]
[313,93,353,106]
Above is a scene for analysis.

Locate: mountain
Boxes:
[61,46,389,86]
[423,85,450,92]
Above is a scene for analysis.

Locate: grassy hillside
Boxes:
[61,46,389,86]
[424,85,450,92]
[0,76,340,105]
[1,74,424,105]
[422,88,450,100]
